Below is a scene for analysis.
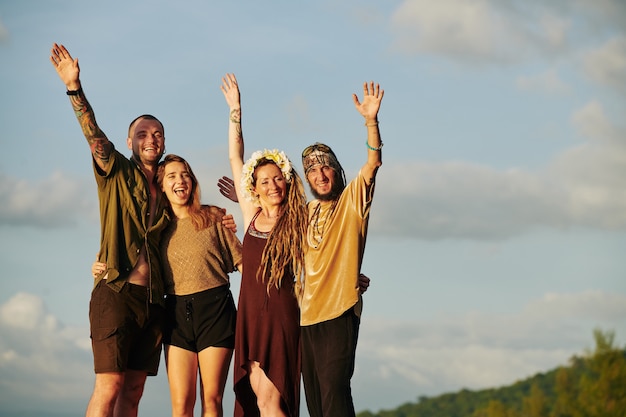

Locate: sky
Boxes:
[1,0,625,416]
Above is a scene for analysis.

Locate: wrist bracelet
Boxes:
[364,121,379,127]
[66,87,82,96]
[366,140,384,151]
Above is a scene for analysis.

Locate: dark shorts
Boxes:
[162,285,236,352]
[89,280,164,376]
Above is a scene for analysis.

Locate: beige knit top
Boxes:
[160,216,243,296]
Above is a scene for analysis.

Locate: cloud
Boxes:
[3,289,622,416]
[370,100,626,240]
[355,290,626,411]
[582,36,626,95]
[388,0,626,68]
[0,293,92,413]
[0,171,97,228]
[388,0,573,65]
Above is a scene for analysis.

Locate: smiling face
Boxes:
[306,165,336,198]
[160,161,193,213]
[127,117,165,167]
[253,162,287,208]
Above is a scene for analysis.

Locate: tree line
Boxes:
[357,329,626,417]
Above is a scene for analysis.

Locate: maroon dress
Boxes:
[234,212,301,417]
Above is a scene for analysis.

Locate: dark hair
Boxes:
[128,114,164,137]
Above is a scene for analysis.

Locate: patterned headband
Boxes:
[302,148,341,176]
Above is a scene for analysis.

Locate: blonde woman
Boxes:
[221,73,308,417]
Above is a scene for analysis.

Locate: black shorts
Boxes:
[163,285,236,352]
[89,280,164,376]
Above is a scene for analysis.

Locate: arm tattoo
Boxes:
[230,108,241,124]
[235,124,243,142]
[91,138,112,163]
[69,92,112,162]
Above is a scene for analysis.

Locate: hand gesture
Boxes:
[352,81,384,121]
[220,73,241,110]
[50,43,81,90]
[218,176,239,203]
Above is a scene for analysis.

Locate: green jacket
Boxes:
[94,148,169,306]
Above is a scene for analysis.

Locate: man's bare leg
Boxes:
[113,369,148,417]
[85,372,124,417]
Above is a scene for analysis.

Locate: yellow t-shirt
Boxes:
[300,170,375,326]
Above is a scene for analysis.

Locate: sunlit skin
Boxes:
[127,118,165,169]
[50,42,165,417]
[253,164,287,225]
[93,158,237,417]
[160,162,192,218]
[306,165,337,200]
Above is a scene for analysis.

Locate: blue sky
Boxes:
[1,1,625,416]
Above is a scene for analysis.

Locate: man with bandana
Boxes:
[299,81,384,417]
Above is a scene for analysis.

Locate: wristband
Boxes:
[366,140,384,151]
[66,87,82,96]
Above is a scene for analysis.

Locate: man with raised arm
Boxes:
[50,43,169,417]
[299,82,384,417]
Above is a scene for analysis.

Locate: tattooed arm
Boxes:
[220,73,258,230]
[50,43,113,171]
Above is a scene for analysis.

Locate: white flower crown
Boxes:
[240,149,293,204]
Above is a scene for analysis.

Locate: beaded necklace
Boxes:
[307,199,338,249]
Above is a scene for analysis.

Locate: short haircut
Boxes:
[128,114,164,137]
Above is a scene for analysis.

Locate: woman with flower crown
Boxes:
[221,73,308,417]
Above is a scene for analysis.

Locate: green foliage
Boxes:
[357,329,626,417]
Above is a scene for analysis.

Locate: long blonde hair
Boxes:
[253,159,308,297]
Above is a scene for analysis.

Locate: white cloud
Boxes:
[0,293,54,330]
[388,0,574,65]
[0,171,97,228]
[570,100,616,142]
[388,0,626,71]
[370,99,626,240]
[390,0,507,63]
[524,291,626,321]
[355,290,626,411]
[0,293,92,412]
[583,36,626,95]
[2,289,622,416]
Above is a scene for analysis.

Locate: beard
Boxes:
[310,180,344,201]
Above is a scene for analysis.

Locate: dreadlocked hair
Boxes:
[257,164,308,298]
[157,154,222,230]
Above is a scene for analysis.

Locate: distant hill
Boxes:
[357,329,626,417]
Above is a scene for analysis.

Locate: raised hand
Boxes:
[220,73,241,110]
[49,43,81,90]
[352,81,384,121]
